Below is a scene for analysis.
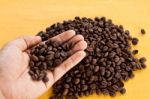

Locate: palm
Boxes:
[0,30,87,99]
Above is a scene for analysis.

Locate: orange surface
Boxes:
[0,0,150,99]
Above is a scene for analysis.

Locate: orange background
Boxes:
[0,0,150,99]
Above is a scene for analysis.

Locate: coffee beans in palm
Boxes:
[35,16,146,98]
[28,39,73,83]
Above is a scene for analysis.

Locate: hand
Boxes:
[0,30,87,99]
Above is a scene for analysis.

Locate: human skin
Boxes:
[0,30,87,99]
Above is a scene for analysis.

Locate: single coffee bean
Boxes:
[31,55,39,61]
[132,50,138,55]
[82,85,88,91]
[141,29,146,34]
[64,84,70,89]
[42,76,49,83]
[120,88,126,94]
[74,78,80,84]
[63,89,69,96]
[132,37,139,45]
[141,63,147,69]
[139,57,146,63]
[94,66,99,72]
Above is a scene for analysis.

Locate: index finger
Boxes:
[50,30,76,44]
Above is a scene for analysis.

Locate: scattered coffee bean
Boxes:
[139,57,146,63]
[36,17,146,99]
[141,29,146,34]
[120,88,126,94]
[132,37,139,45]
[132,49,138,55]
[141,63,147,69]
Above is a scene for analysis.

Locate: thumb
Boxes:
[7,36,41,51]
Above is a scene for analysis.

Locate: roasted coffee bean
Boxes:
[29,61,34,67]
[63,89,69,96]
[94,66,99,72]
[139,57,146,63]
[39,55,45,61]
[120,88,126,94]
[109,90,116,97]
[90,84,97,90]
[42,76,49,83]
[31,55,39,61]
[141,29,146,34]
[141,63,147,69]
[46,54,54,60]
[132,37,139,45]
[82,85,88,91]
[66,77,72,83]
[112,85,120,91]
[74,78,80,84]
[64,84,70,89]
[132,50,138,55]
[35,17,146,98]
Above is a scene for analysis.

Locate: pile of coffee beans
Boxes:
[28,39,73,83]
[36,17,146,98]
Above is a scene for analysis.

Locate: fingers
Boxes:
[69,40,87,55]
[52,51,86,83]
[50,30,75,44]
[67,34,84,44]
[7,36,41,51]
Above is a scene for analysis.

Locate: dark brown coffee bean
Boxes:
[31,55,39,61]
[64,84,70,89]
[39,55,45,61]
[39,48,45,54]
[82,85,88,91]
[96,89,101,95]
[28,70,34,76]
[109,91,116,97]
[120,88,126,94]
[100,67,105,76]
[94,66,99,72]
[31,74,38,80]
[46,54,54,61]
[38,72,45,80]
[54,59,62,66]
[92,59,97,65]
[112,85,120,91]
[63,89,69,96]
[90,84,97,90]
[42,62,47,70]
[42,76,49,83]
[29,61,34,67]
[141,29,146,34]
[66,77,72,83]
[132,37,139,45]
[139,57,146,63]
[55,52,61,58]
[132,50,138,55]
[74,78,80,84]
[102,89,109,95]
